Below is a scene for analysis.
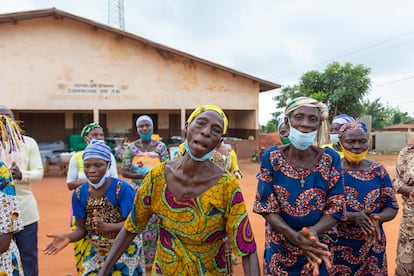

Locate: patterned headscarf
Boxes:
[339,121,368,137]
[83,139,112,162]
[285,96,329,120]
[136,115,153,127]
[187,105,228,134]
[332,114,355,126]
[285,97,329,146]
[0,114,25,152]
[81,123,102,137]
[277,117,286,131]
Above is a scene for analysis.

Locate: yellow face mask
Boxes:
[341,147,368,164]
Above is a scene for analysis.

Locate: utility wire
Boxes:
[275,29,414,80]
[374,75,414,87]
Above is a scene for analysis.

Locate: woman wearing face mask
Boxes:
[97,105,259,276]
[253,96,345,275]
[44,140,145,275]
[329,122,398,275]
[66,123,119,273]
[67,123,118,191]
[121,115,169,270]
[322,114,355,158]
[277,116,290,145]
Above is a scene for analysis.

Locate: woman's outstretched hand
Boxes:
[43,233,70,255]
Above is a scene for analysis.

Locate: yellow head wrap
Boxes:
[186,105,228,134]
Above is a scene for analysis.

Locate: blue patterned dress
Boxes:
[253,146,345,276]
[330,161,399,275]
[0,161,24,276]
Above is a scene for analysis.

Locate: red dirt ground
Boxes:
[35,134,401,275]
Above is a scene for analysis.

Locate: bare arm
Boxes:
[66,155,85,190]
[43,222,87,255]
[242,251,260,276]
[121,169,146,180]
[67,180,84,190]
[396,183,414,198]
[311,213,339,236]
[0,233,12,253]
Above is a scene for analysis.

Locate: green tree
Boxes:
[362,98,412,130]
[274,62,371,120]
[362,98,386,130]
[261,119,277,133]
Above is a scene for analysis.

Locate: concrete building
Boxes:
[0,8,280,158]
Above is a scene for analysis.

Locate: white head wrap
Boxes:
[136,115,153,127]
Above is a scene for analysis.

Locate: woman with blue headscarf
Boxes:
[322,114,356,158]
[329,122,398,275]
[66,122,119,273]
[44,140,145,275]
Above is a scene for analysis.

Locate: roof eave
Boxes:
[0,8,281,92]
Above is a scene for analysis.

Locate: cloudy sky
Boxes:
[1,0,413,124]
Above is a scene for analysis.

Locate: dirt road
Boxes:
[34,154,401,275]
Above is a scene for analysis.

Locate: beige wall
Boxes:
[1,17,259,113]
[1,15,265,156]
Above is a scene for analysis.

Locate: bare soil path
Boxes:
[35,153,401,275]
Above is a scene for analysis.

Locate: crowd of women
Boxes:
[1,98,412,275]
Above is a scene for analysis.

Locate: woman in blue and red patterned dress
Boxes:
[330,122,398,275]
[253,97,345,275]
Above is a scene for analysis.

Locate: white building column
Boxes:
[93,108,99,123]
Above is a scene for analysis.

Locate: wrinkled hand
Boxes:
[43,233,69,255]
[353,211,375,238]
[92,209,104,234]
[369,214,381,242]
[300,227,332,276]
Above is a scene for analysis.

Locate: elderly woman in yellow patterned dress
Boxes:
[98,105,259,276]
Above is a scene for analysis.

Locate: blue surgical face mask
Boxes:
[288,124,317,151]
[329,133,339,145]
[139,131,153,141]
[183,139,215,161]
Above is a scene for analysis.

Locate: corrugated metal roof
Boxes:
[0,8,281,92]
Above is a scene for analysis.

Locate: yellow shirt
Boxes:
[321,143,344,158]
